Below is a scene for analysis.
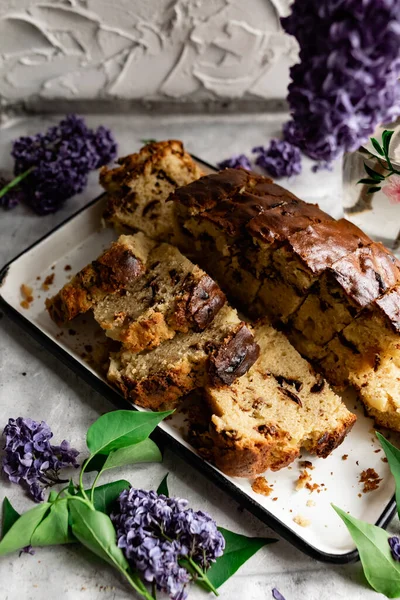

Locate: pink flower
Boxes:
[382,175,400,205]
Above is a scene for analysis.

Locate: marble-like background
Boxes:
[0,0,296,107]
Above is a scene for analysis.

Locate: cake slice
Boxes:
[46,233,155,326]
[289,242,400,348]
[191,323,356,477]
[101,140,203,241]
[107,305,259,410]
[93,241,226,352]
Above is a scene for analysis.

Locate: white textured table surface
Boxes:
[0,113,396,600]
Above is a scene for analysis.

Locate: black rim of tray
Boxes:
[0,154,396,565]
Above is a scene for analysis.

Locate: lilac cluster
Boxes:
[0,176,26,210]
[389,536,400,561]
[111,488,225,600]
[252,140,302,178]
[281,0,400,163]
[2,417,79,502]
[10,114,117,214]
[217,154,251,171]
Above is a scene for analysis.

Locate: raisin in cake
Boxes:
[107,305,259,410]
[190,322,356,476]
[93,239,226,352]
[101,140,203,241]
[170,168,400,430]
[46,233,155,326]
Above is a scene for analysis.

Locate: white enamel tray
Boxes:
[0,156,397,563]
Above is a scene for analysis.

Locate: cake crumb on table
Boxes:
[251,476,273,497]
[293,514,311,527]
[306,499,316,507]
[299,460,314,470]
[342,454,348,460]
[359,468,382,493]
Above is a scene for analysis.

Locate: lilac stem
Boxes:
[0,167,34,199]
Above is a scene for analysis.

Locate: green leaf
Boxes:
[367,186,381,194]
[382,130,395,155]
[31,499,74,546]
[86,439,162,473]
[0,502,50,556]
[2,498,20,538]
[48,491,58,503]
[89,480,131,514]
[376,432,400,516]
[206,527,277,589]
[333,505,400,598]
[357,178,379,185]
[69,500,129,571]
[364,164,385,181]
[140,138,157,144]
[371,137,384,156]
[86,409,173,456]
[157,473,169,497]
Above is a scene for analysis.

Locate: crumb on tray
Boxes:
[296,469,312,490]
[20,284,34,309]
[41,273,55,291]
[293,514,311,528]
[359,468,382,493]
[251,476,273,497]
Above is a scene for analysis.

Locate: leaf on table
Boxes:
[376,432,400,516]
[31,499,74,546]
[69,500,129,571]
[86,409,173,456]
[156,473,169,497]
[0,502,50,556]
[206,527,277,589]
[2,498,20,538]
[85,439,162,473]
[333,505,400,598]
[88,480,131,514]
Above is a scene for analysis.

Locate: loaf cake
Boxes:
[101,140,203,241]
[170,168,400,430]
[93,239,226,352]
[107,305,260,410]
[46,233,155,326]
[189,322,356,476]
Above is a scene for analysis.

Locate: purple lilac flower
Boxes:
[252,140,302,178]
[217,154,252,171]
[10,114,117,215]
[111,488,225,600]
[2,417,79,502]
[272,588,286,600]
[281,0,400,163]
[389,536,400,561]
[0,177,26,209]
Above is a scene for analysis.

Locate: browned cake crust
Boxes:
[46,235,152,326]
[170,168,400,431]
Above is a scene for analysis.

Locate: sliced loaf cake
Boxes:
[93,241,226,352]
[101,140,203,241]
[170,168,400,430]
[107,305,259,410]
[46,233,155,326]
[190,322,356,476]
